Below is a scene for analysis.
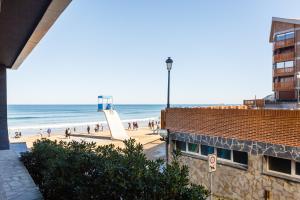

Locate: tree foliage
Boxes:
[21,138,208,200]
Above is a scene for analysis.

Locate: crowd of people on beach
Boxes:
[127,122,139,130]
[15,120,161,139]
[37,128,52,138]
[148,120,160,133]
[33,123,105,139]
[87,123,104,134]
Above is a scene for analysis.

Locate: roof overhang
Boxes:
[0,0,72,70]
[269,17,300,43]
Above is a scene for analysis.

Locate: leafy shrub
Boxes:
[21,138,208,200]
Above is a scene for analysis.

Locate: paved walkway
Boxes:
[144,140,166,161]
[0,150,42,200]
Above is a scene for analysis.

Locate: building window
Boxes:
[285,61,294,68]
[285,32,295,40]
[217,148,231,160]
[201,145,214,156]
[175,141,186,152]
[275,31,294,41]
[172,140,248,167]
[274,61,294,69]
[188,143,199,153]
[276,33,286,41]
[275,62,285,69]
[295,162,300,176]
[233,150,248,165]
[268,156,291,174]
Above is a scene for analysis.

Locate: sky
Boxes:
[7,0,300,105]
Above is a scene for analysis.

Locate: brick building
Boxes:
[271,17,300,101]
[161,17,300,200]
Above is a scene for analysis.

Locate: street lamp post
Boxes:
[165,57,173,164]
[166,57,173,109]
[297,72,300,106]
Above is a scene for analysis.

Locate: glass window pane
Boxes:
[285,61,294,68]
[217,148,231,160]
[233,150,248,165]
[285,32,294,39]
[276,34,285,41]
[268,156,291,174]
[188,143,199,153]
[296,162,300,175]
[276,62,285,69]
[176,141,186,152]
[201,145,214,156]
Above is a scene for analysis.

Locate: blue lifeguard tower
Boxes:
[98,95,113,111]
[97,95,129,140]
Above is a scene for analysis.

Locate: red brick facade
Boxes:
[162,108,300,147]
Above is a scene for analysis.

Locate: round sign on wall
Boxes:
[208,154,217,172]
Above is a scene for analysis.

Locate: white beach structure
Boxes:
[98,96,129,140]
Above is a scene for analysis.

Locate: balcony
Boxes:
[273,52,294,63]
[273,38,295,49]
[273,81,295,91]
[273,67,294,77]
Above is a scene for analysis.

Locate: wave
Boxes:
[8,116,159,131]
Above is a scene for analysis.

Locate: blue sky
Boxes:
[7,0,300,104]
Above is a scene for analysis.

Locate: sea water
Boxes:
[8,104,202,136]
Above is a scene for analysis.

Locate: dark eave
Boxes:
[0,0,71,70]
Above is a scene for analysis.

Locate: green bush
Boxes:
[21,138,208,200]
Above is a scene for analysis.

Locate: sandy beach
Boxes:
[10,127,166,160]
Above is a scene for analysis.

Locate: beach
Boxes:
[10,127,166,160]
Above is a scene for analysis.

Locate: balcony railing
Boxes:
[273,38,295,49]
[273,81,295,91]
[273,67,294,77]
[273,52,295,63]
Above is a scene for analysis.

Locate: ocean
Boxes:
[7,104,202,136]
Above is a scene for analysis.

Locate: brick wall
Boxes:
[274,21,294,33]
[162,108,300,147]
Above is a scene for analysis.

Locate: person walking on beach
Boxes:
[133,122,138,130]
[73,127,76,133]
[148,121,151,129]
[65,128,68,138]
[100,124,103,132]
[128,122,132,130]
[39,129,43,138]
[67,128,71,139]
[156,123,160,134]
[151,121,155,130]
[87,126,90,134]
[47,128,51,137]
[135,122,139,130]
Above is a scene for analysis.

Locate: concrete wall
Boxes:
[169,139,300,200]
[0,67,9,150]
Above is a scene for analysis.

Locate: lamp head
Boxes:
[165,57,173,71]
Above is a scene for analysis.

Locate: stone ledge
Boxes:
[181,152,248,171]
[262,171,300,183]
[171,132,300,161]
[0,150,42,200]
